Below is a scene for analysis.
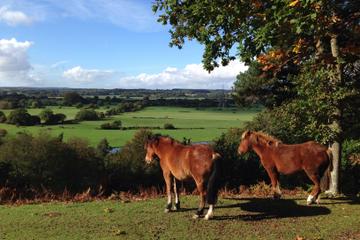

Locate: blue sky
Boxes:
[0,0,246,89]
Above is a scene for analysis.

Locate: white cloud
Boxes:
[63,66,114,83]
[0,38,38,86]
[118,61,248,89]
[0,6,33,26]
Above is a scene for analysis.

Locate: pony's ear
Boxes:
[249,134,258,143]
[242,130,251,139]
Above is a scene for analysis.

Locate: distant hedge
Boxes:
[100,120,122,130]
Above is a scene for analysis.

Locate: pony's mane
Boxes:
[252,131,282,145]
[148,134,179,145]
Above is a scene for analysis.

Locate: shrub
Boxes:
[105,102,144,116]
[0,129,7,137]
[63,92,86,106]
[163,123,175,129]
[243,107,310,144]
[105,129,162,191]
[0,111,6,123]
[39,109,54,123]
[7,109,40,126]
[75,109,100,121]
[97,112,105,119]
[40,109,66,124]
[0,100,14,109]
[341,139,360,195]
[212,128,267,188]
[0,133,105,192]
[52,113,66,124]
[100,120,122,130]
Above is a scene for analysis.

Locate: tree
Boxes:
[63,92,86,106]
[75,109,100,121]
[0,111,6,123]
[52,113,66,124]
[39,109,54,123]
[39,109,66,125]
[153,0,359,195]
[7,109,40,126]
[96,138,111,157]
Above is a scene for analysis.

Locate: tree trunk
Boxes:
[327,34,343,196]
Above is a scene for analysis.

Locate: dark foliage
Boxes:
[63,92,87,106]
[0,133,105,192]
[163,123,176,129]
[75,109,101,121]
[213,128,267,188]
[100,120,122,130]
[0,111,6,123]
[7,109,40,126]
[105,129,163,191]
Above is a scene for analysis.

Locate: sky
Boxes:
[0,0,247,89]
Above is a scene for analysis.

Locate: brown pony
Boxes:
[238,130,333,205]
[145,135,221,220]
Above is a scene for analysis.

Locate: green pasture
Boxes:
[0,107,259,147]
[0,196,359,240]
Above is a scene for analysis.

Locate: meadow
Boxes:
[0,196,359,240]
[0,106,260,146]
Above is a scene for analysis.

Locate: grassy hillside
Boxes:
[0,196,359,240]
[0,107,260,146]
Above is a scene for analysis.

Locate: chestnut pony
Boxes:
[238,130,333,205]
[145,135,221,220]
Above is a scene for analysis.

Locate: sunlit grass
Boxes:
[0,196,358,240]
[0,106,260,146]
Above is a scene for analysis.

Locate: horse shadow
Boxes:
[212,197,331,221]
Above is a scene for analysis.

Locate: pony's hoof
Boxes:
[324,190,335,198]
[204,214,213,220]
[164,208,171,213]
[306,195,315,205]
[173,202,180,211]
[315,198,320,204]
[192,214,201,219]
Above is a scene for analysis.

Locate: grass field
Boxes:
[0,196,359,240]
[0,106,260,146]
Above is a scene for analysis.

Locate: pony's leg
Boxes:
[173,177,180,210]
[193,181,206,219]
[163,171,173,212]
[266,167,282,199]
[305,170,321,205]
[204,204,214,220]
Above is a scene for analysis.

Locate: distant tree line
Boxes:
[0,90,236,110]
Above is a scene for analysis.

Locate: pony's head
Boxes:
[238,130,282,155]
[238,130,253,155]
[144,135,160,164]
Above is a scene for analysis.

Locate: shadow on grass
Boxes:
[319,196,360,205]
[213,198,331,221]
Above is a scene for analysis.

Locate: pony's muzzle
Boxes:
[145,156,152,164]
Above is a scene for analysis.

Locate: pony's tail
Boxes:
[206,153,221,205]
[320,148,333,191]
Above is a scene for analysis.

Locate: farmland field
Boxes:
[0,196,359,240]
[0,106,260,146]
